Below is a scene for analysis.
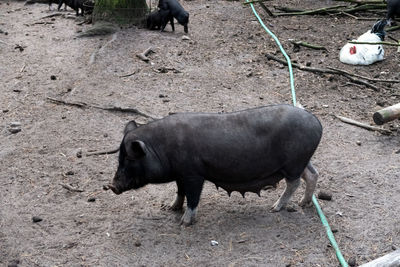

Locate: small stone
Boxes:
[331,228,339,233]
[50,75,57,80]
[8,128,21,134]
[7,259,20,267]
[356,141,361,146]
[76,150,82,158]
[134,240,142,247]
[318,191,332,201]
[392,244,398,250]
[3,109,9,113]
[10,122,21,127]
[65,170,75,175]
[87,197,96,202]
[210,240,219,246]
[286,206,297,212]
[103,133,108,138]
[182,35,190,41]
[348,257,356,267]
[306,62,311,67]
[32,216,43,223]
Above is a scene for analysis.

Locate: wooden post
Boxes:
[359,249,400,267]
[373,103,400,125]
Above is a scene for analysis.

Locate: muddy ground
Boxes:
[1,0,400,266]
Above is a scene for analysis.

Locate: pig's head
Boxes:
[108,121,163,195]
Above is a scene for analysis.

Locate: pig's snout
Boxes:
[106,184,122,195]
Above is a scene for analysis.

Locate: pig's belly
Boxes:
[210,173,284,195]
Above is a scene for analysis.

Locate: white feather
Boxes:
[339,30,384,65]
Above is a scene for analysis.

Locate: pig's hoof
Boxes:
[169,195,184,211]
[180,208,196,226]
[270,201,284,212]
[299,199,312,208]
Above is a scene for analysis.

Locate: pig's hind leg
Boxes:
[169,180,185,211]
[299,162,318,207]
[271,178,300,212]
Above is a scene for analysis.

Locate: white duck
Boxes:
[339,19,387,65]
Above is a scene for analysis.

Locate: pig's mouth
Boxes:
[104,184,122,195]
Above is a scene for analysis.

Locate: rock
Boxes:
[182,35,190,41]
[7,259,20,267]
[50,75,57,80]
[318,191,332,201]
[210,240,219,246]
[8,128,21,134]
[76,150,82,158]
[87,197,96,202]
[348,257,356,267]
[356,140,361,146]
[65,170,75,175]
[10,122,21,127]
[286,206,297,212]
[134,240,142,247]
[32,216,43,223]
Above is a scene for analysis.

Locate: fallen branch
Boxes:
[349,40,400,46]
[373,103,400,125]
[335,115,391,135]
[60,183,84,192]
[86,147,119,156]
[274,5,349,16]
[136,47,154,62]
[332,0,385,4]
[46,97,160,120]
[327,67,400,83]
[259,2,276,17]
[387,25,400,32]
[242,0,271,5]
[39,13,64,20]
[289,39,327,50]
[265,53,396,91]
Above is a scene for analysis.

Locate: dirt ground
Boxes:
[1,0,400,266]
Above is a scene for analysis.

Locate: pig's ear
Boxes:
[124,120,138,135]
[128,140,147,159]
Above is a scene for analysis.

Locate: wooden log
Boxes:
[359,249,400,267]
[335,115,391,135]
[373,103,400,125]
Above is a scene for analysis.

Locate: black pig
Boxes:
[108,105,322,226]
[147,9,174,31]
[387,0,400,25]
[158,0,189,33]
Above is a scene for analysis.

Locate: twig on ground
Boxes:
[60,183,84,192]
[349,40,400,46]
[289,39,328,50]
[387,25,400,32]
[46,97,160,119]
[335,115,391,135]
[86,147,119,156]
[89,32,117,65]
[136,47,154,62]
[118,70,137,78]
[242,0,271,5]
[39,13,64,19]
[259,2,275,17]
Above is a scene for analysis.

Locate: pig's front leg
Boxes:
[180,176,204,226]
[169,180,185,211]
